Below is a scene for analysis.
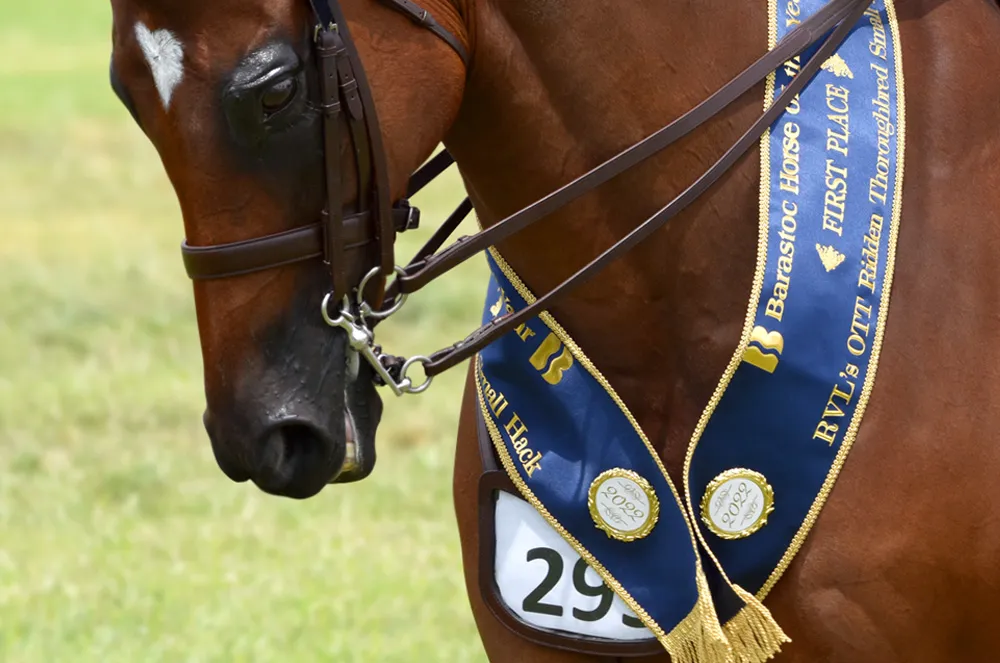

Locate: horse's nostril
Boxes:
[277,422,313,462]
[255,421,342,498]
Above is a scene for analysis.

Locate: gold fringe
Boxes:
[661,568,733,663]
[722,586,791,663]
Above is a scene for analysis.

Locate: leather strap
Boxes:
[181,207,415,279]
[323,0,397,288]
[417,0,874,376]
[407,149,456,197]
[379,0,470,66]
[316,27,349,299]
[404,197,473,268]
[382,196,471,301]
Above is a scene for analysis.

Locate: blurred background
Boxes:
[0,1,489,660]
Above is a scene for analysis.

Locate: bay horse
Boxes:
[106,0,1000,660]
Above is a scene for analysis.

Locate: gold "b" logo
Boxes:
[529,333,574,385]
[741,326,784,373]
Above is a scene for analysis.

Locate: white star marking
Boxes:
[133,21,184,110]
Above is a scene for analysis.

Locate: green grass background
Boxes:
[0,2,490,660]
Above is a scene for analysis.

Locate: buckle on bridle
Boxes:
[394,199,421,232]
[314,22,338,42]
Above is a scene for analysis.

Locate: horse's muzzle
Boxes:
[205,410,353,499]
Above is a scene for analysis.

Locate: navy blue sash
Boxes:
[687,0,904,621]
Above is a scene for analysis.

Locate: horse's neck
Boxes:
[445,0,769,470]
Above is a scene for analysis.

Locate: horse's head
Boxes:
[107,0,469,498]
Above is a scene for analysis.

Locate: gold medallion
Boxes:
[700,468,775,540]
[588,468,659,542]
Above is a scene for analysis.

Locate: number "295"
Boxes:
[522,547,645,628]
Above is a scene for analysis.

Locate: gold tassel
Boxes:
[660,568,734,663]
[722,586,791,663]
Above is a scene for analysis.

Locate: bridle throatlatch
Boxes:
[179,0,874,397]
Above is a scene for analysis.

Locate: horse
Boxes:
[106,0,1000,659]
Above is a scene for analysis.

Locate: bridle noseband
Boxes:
[180,0,875,397]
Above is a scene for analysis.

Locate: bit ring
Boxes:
[399,355,433,394]
[358,265,408,321]
[321,293,353,327]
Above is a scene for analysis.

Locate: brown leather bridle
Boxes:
[180,0,469,293]
[180,0,874,396]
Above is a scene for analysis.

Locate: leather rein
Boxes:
[179,0,875,396]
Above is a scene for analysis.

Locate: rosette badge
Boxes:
[588,469,660,542]
[700,468,775,540]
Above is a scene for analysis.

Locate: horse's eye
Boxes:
[261,78,296,115]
